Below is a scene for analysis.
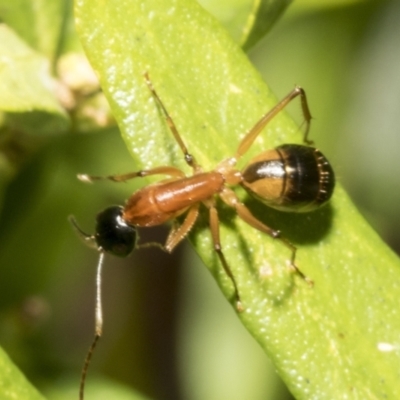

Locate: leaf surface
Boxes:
[198,0,292,49]
[0,25,65,116]
[75,0,400,398]
[0,348,45,400]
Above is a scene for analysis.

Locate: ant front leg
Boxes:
[138,205,200,255]
[220,188,313,286]
[78,165,186,183]
[164,204,200,252]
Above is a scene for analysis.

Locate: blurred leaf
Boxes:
[0,25,65,116]
[76,0,400,399]
[295,0,368,10]
[0,347,45,400]
[0,24,69,204]
[0,0,67,60]
[47,377,150,400]
[198,0,292,49]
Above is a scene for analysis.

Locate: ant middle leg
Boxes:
[144,73,199,172]
[220,188,313,285]
[78,166,186,183]
[235,86,313,160]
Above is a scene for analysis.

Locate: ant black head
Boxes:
[95,206,137,257]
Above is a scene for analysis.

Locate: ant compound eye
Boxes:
[95,206,137,257]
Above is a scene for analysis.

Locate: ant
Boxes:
[70,73,335,400]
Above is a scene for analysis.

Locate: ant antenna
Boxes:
[79,250,105,400]
[69,216,97,250]
[71,206,137,399]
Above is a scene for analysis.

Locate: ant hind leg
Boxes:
[220,187,313,285]
[235,86,314,161]
[206,201,243,312]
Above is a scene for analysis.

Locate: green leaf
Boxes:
[47,377,151,400]
[0,0,67,60]
[75,0,400,399]
[198,0,292,49]
[0,24,69,198]
[0,347,45,400]
[0,25,65,116]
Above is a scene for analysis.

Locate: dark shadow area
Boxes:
[101,225,185,400]
[243,196,335,245]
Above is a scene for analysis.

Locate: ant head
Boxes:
[95,206,137,257]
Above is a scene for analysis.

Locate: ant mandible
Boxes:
[71,73,335,400]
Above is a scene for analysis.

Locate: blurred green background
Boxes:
[0,0,399,399]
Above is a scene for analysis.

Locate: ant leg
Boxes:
[220,188,313,285]
[235,87,313,160]
[144,72,199,172]
[206,202,243,311]
[164,204,200,252]
[133,205,199,255]
[69,216,97,250]
[78,166,185,183]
